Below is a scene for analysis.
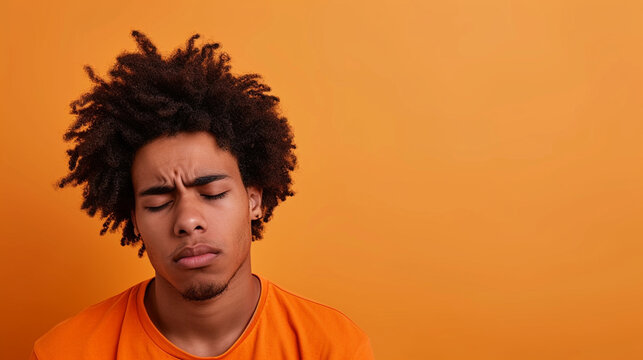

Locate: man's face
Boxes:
[131,131,262,301]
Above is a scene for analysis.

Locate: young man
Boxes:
[31,31,373,359]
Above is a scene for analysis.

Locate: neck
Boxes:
[144,259,261,357]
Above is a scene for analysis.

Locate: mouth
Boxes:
[174,244,221,269]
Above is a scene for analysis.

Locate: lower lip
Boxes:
[176,253,218,269]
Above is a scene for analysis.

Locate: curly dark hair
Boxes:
[59,31,297,257]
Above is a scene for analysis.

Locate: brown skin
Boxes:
[130,131,263,357]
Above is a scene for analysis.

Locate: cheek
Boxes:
[137,216,169,262]
[138,211,171,238]
[143,239,170,275]
[232,211,253,252]
[213,196,251,233]
[138,211,159,230]
[141,235,159,261]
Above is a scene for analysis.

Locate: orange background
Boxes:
[2,1,643,359]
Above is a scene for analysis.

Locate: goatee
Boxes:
[181,282,228,301]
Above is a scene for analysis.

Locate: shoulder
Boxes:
[266,280,364,332]
[261,278,373,358]
[32,280,146,360]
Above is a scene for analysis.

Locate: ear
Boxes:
[246,186,263,220]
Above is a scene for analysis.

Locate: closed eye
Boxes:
[146,201,172,212]
[202,191,228,200]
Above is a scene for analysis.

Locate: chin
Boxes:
[181,280,229,301]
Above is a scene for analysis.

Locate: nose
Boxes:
[173,194,208,237]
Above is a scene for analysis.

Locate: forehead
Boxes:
[131,131,239,188]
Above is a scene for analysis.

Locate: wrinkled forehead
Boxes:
[130,131,240,189]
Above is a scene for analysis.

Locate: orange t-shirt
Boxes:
[30,275,374,359]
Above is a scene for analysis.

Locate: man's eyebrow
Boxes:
[138,174,229,196]
[189,174,228,187]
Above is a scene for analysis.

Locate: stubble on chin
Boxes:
[181,281,229,301]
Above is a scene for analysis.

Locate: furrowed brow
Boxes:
[138,174,228,197]
[139,185,175,197]
[188,174,229,187]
